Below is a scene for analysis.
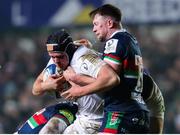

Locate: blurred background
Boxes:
[0,0,180,133]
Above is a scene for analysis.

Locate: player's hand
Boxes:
[63,66,76,81]
[73,39,92,48]
[60,81,83,100]
[42,75,66,91]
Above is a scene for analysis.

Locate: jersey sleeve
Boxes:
[145,81,165,119]
[71,47,106,78]
[103,38,126,65]
[78,53,106,78]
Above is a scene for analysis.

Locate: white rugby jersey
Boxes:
[45,46,106,123]
[70,46,106,123]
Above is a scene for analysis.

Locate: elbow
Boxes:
[32,89,40,96]
[113,75,120,86]
[32,81,44,96]
[32,86,43,96]
[106,73,120,88]
[32,89,43,96]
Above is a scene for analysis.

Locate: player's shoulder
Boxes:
[45,58,54,67]
[74,46,95,57]
[107,30,131,46]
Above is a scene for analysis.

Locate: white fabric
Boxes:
[145,80,165,119]
[71,46,106,78]
[63,117,102,134]
[45,46,105,133]
[70,46,105,122]
[39,117,67,134]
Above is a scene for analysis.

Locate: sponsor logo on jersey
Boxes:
[109,112,120,126]
[104,39,118,54]
[80,63,89,73]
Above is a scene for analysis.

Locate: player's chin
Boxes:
[57,63,66,70]
[97,36,105,42]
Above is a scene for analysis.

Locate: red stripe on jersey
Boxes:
[32,113,47,125]
[104,54,121,61]
[123,59,138,71]
[103,128,118,134]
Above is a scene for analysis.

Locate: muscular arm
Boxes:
[61,64,120,99]
[71,74,96,86]
[67,60,121,86]
[79,64,120,95]
[145,86,165,134]
[104,59,121,75]
[63,66,96,86]
[32,71,45,96]
[143,75,165,134]
[32,70,66,96]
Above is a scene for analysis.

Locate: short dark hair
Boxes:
[89,4,122,22]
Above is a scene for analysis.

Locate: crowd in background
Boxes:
[0,25,179,133]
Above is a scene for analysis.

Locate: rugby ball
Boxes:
[43,64,71,98]
[43,64,61,81]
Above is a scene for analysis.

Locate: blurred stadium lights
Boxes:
[0,0,180,29]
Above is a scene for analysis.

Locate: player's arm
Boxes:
[32,71,45,96]
[145,84,165,134]
[70,74,96,86]
[63,66,96,86]
[82,64,120,94]
[143,75,165,134]
[149,117,164,134]
[103,59,121,74]
[61,64,120,99]
[73,39,93,48]
[32,71,65,96]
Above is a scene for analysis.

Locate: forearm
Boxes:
[32,71,53,96]
[71,74,96,86]
[32,80,46,96]
[78,65,120,96]
[61,64,120,99]
[81,76,118,96]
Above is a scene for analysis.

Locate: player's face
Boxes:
[92,14,109,42]
[48,52,69,70]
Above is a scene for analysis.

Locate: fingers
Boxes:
[61,90,74,100]
[68,81,76,86]
[51,74,60,78]
[56,75,65,82]
[63,68,76,81]
[60,90,68,98]
[67,66,74,72]
[73,39,92,48]
[73,39,87,45]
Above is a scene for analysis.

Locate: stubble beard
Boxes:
[98,36,106,42]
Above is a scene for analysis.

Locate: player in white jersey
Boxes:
[32,29,120,134]
[142,73,165,133]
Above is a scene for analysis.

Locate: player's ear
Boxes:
[107,19,114,28]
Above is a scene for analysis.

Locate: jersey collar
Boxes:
[110,29,126,38]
